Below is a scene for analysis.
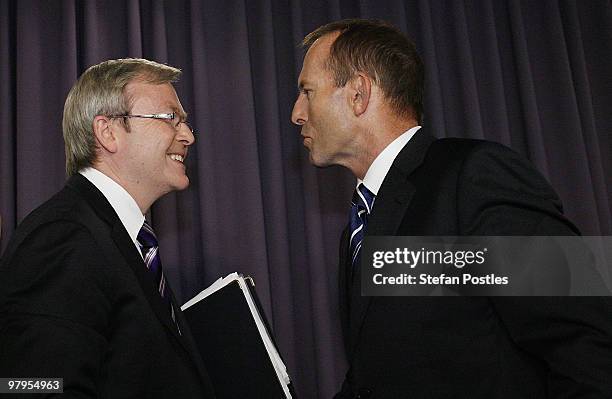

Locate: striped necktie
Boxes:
[137,221,181,335]
[349,183,376,272]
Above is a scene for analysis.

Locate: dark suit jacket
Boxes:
[335,129,612,398]
[0,175,216,398]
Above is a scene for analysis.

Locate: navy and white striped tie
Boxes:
[137,221,181,335]
[349,183,376,271]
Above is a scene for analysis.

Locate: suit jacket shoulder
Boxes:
[371,130,578,236]
[425,137,578,235]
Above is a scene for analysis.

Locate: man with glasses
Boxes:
[0,58,216,398]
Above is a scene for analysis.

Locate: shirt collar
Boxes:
[360,125,422,195]
[79,167,145,245]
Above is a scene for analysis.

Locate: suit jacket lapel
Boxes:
[348,128,437,352]
[338,227,353,356]
[66,175,212,387]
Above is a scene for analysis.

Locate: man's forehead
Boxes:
[300,32,339,73]
[308,31,340,57]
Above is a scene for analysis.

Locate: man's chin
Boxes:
[309,152,332,168]
[171,175,190,192]
[308,151,319,165]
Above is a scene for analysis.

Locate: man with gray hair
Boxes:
[0,58,216,398]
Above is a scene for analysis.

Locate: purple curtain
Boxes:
[1,1,611,397]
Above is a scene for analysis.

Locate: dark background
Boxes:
[1,1,611,397]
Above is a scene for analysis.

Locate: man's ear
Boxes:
[92,115,119,153]
[349,72,372,117]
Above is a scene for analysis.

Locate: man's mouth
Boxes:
[168,153,185,163]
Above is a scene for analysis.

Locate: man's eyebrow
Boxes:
[171,106,188,120]
[298,78,311,90]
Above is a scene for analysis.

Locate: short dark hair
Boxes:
[303,19,424,123]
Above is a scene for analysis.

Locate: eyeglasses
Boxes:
[108,112,194,135]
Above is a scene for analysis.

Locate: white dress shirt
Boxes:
[79,167,145,256]
[360,125,422,206]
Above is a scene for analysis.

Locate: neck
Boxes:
[347,120,418,180]
[93,162,155,214]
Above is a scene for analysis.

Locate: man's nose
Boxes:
[177,122,195,146]
[291,95,307,125]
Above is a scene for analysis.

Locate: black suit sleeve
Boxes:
[457,142,612,397]
[456,141,578,236]
[490,297,612,398]
[0,221,112,398]
[333,376,354,399]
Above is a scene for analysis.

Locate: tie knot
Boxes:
[137,221,158,248]
[352,183,376,214]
